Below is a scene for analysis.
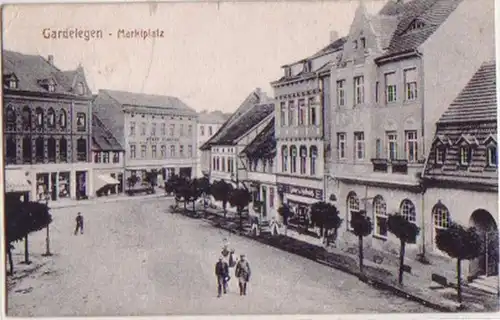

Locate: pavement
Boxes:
[46,192,168,209]
[6,197,433,316]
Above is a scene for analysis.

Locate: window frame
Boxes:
[353,76,364,105]
[385,72,397,103]
[354,132,365,160]
[336,80,345,106]
[337,133,347,160]
[373,196,388,238]
[387,131,398,161]
[405,130,418,162]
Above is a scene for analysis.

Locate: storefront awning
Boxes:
[5,169,31,193]
[95,174,120,191]
[286,194,320,205]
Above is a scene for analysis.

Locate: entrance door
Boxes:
[470,209,499,277]
[110,173,117,194]
[117,173,123,193]
[262,187,267,219]
[50,172,57,200]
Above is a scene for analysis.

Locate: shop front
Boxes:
[93,170,122,197]
[32,169,89,201]
[277,182,323,229]
[5,169,31,202]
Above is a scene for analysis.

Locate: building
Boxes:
[91,113,125,196]
[195,110,228,177]
[240,119,278,222]
[3,50,94,201]
[93,90,198,186]
[423,61,498,282]
[328,0,495,257]
[270,31,346,225]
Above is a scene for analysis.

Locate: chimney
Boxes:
[48,55,54,66]
[330,30,339,43]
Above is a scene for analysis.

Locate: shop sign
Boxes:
[277,183,323,200]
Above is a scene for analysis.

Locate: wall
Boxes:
[93,93,125,146]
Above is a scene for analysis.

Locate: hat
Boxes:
[240,254,245,258]
[219,256,223,260]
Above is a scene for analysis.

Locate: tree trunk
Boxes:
[7,244,14,275]
[24,235,30,264]
[398,240,406,285]
[358,235,364,273]
[239,208,243,231]
[223,202,227,219]
[457,258,462,304]
[193,200,196,216]
[43,224,52,256]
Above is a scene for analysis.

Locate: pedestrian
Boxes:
[74,212,84,235]
[235,254,251,296]
[215,256,229,297]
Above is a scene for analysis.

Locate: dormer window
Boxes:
[406,19,425,32]
[285,67,292,78]
[303,61,311,73]
[4,74,19,89]
[38,78,57,92]
[435,147,446,165]
[9,79,18,89]
[48,84,55,92]
[75,82,85,95]
[360,37,366,49]
[487,145,497,167]
[459,146,471,166]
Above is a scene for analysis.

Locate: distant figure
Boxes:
[74,212,84,235]
[215,256,229,297]
[235,254,251,296]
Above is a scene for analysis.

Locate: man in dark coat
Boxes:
[74,212,84,235]
[235,254,251,296]
[215,256,229,297]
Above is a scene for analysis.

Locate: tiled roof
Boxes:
[379,0,463,59]
[100,89,197,116]
[369,14,401,51]
[438,61,497,123]
[2,50,90,97]
[91,114,124,151]
[241,119,276,159]
[309,37,347,60]
[378,0,410,16]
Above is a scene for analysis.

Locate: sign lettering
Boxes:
[278,183,323,200]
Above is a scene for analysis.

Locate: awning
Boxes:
[95,174,120,191]
[5,169,31,193]
[285,194,320,205]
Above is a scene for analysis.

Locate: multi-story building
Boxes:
[91,113,125,196]
[270,32,345,222]
[328,0,495,257]
[195,110,227,177]
[423,61,498,283]
[3,50,94,201]
[93,90,198,186]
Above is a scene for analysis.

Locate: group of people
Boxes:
[214,238,251,298]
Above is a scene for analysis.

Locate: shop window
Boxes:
[47,137,56,162]
[77,138,87,161]
[58,172,71,198]
[59,137,68,162]
[35,137,44,163]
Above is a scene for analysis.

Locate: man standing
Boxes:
[74,212,84,235]
[235,254,251,296]
[215,256,229,297]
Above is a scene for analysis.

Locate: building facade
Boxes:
[3,50,94,201]
[328,0,495,258]
[93,90,198,187]
[195,111,227,177]
[423,61,498,281]
[271,32,345,225]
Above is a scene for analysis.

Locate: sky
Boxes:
[2,0,385,113]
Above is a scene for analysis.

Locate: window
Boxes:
[387,132,397,160]
[113,152,120,163]
[141,145,147,158]
[221,157,226,172]
[227,158,231,173]
[280,102,287,126]
[59,110,67,128]
[262,159,267,172]
[95,151,102,163]
[299,146,307,174]
[130,144,136,159]
[141,122,147,136]
[354,76,364,105]
[433,203,450,236]
[160,145,166,158]
[6,105,16,130]
[405,131,418,162]
[375,138,382,158]
[188,145,193,158]
[102,152,110,163]
[169,124,175,136]
[303,61,311,73]
[130,122,136,136]
[59,138,67,162]
[216,157,220,171]
[22,107,31,130]
[23,137,32,163]
[170,145,176,157]
[48,83,56,92]
[290,146,297,173]
[151,145,157,158]
[209,126,213,135]
[282,146,288,172]
[9,78,18,89]
[76,113,86,132]
[400,199,416,223]
[353,40,358,49]
[354,132,365,160]
[288,100,296,126]
[268,159,274,173]
[373,196,388,238]
[188,125,193,136]
[310,146,318,175]
[47,138,56,162]
[337,80,345,106]
[459,146,471,166]
[213,157,216,170]
[269,187,275,208]
[6,137,16,164]
[487,146,497,167]
[308,97,317,126]
[76,82,85,95]
[161,123,166,136]
[298,99,306,126]
[375,81,379,103]
[285,67,292,77]
[407,19,425,31]
[76,138,87,162]
[180,145,184,157]
[385,72,397,103]
[47,108,55,127]
[151,123,157,136]
[360,37,366,49]
[35,107,44,128]
[404,68,418,101]
[337,133,346,159]
[180,124,184,136]
[35,137,44,162]
[346,192,360,230]
[200,125,205,136]
[436,147,446,164]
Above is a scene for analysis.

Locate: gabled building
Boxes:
[328,0,495,258]
[3,50,94,201]
[195,110,228,177]
[271,30,346,225]
[423,61,498,282]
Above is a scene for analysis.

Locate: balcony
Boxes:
[77,152,87,162]
[371,158,388,173]
[391,159,408,174]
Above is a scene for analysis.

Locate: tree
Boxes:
[277,204,293,236]
[388,214,420,285]
[310,202,343,246]
[175,178,192,212]
[210,180,233,218]
[126,175,139,189]
[188,178,204,214]
[197,176,211,214]
[436,222,482,304]
[20,201,53,264]
[228,188,252,231]
[5,197,25,274]
[144,170,158,188]
[350,210,373,274]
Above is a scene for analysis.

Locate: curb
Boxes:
[50,194,172,210]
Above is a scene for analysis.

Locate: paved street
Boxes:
[7,198,433,316]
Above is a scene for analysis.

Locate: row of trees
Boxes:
[5,194,53,275]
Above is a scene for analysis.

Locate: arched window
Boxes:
[216,157,220,171]
[299,145,307,174]
[35,137,44,163]
[290,145,297,173]
[77,138,87,161]
[346,192,360,230]
[6,105,16,130]
[373,196,388,238]
[47,138,56,162]
[60,137,68,162]
[281,145,288,172]
[35,107,44,127]
[400,199,416,223]
[310,146,318,175]
[23,136,32,163]
[47,108,56,127]
[6,136,16,164]
[59,109,67,128]
[22,106,31,130]
[432,201,450,232]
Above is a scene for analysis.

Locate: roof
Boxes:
[92,113,124,151]
[378,0,411,16]
[99,89,197,116]
[241,119,276,159]
[369,14,401,51]
[378,0,463,59]
[197,110,229,124]
[438,61,497,123]
[2,50,91,97]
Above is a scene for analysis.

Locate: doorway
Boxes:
[469,209,499,277]
[261,186,267,218]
